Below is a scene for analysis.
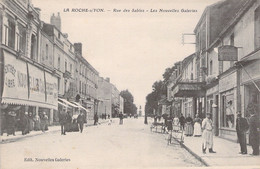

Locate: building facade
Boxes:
[167,0,260,142]
[0,0,59,128]
[74,43,99,120]
[97,77,112,118]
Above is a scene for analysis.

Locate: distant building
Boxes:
[97,77,112,117]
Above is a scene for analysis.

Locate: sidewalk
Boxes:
[0,119,108,144]
[175,134,260,167]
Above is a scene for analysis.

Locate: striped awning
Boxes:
[72,102,90,112]
[1,97,58,110]
[58,98,78,108]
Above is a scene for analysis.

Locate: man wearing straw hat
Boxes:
[202,112,216,154]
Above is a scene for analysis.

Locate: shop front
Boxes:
[1,50,58,133]
[238,52,260,119]
[218,69,238,141]
[172,81,206,118]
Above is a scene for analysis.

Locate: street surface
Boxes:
[0,118,204,169]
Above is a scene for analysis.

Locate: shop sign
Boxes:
[218,45,238,61]
[206,85,219,96]
[2,51,58,109]
[219,72,237,92]
[3,51,28,100]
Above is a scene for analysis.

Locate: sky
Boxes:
[32,0,219,112]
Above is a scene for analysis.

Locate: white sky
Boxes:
[32,0,219,112]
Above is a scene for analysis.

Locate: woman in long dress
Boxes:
[193,114,202,137]
[185,114,193,136]
[202,113,216,153]
[34,115,41,131]
[173,115,180,132]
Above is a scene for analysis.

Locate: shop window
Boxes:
[222,94,235,128]
[255,6,260,49]
[244,83,260,118]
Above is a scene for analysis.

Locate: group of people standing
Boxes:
[1,111,49,136]
[59,109,85,135]
[161,110,259,155]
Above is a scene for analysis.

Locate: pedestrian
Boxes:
[59,109,67,135]
[28,112,34,131]
[40,112,48,132]
[193,114,202,137]
[34,115,41,131]
[202,112,216,154]
[1,112,6,136]
[173,114,179,132]
[65,111,72,132]
[248,110,260,156]
[20,112,29,135]
[185,114,193,136]
[236,111,249,155]
[166,118,173,132]
[94,113,99,125]
[6,111,16,136]
[179,114,186,131]
[119,112,124,125]
[77,112,85,133]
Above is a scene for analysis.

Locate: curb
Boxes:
[1,120,109,144]
[172,137,209,167]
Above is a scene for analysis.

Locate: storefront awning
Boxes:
[1,97,57,110]
[71,102,90,112]
[58,101,68,108]
[58,98,78,108]
[236,48,260,65]
[172,82,205,97]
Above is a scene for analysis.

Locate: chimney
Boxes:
[74,43,82,55]
[50,13,61,31]
[105,78,110,83]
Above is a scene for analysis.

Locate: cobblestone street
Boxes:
[0,118,204,169]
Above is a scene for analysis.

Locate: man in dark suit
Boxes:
[179,114,186,130]
[249,110,260,155]
[77,112,85,133]
[236,112,249,154]
[59,109,67,135]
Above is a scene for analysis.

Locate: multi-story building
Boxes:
[168,0,260,142]
[42,20,76,101]
[0,0,59,126]
[205,0,260,140]
[74,43,99,120]
[111,84,120,117]
[97,77,112,117]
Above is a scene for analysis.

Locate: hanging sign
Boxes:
[218,45,238,61]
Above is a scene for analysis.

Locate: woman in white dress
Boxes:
[173,115,179,132]
[193,113,202,137]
